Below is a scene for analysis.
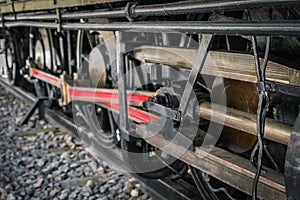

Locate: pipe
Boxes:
[133,0,300,17]
[199,101,292,145]
[2,0,300,21]
[3,21,300,36]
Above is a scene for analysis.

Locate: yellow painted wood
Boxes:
[0,0,124,14]
[134,46,300,87]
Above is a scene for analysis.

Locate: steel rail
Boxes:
[2,0,299,21]
[3,21,300,36]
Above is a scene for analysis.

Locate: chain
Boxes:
[251,35,271,200]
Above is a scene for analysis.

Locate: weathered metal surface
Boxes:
[2,21,300,36]
[220,80,258,153]
[1,0,300,20]
[134,46,300,87]
[285,113,300,200]
[199,101,292,145]
[136,125,286,199]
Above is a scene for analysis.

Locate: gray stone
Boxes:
[109,185,119,194]
[88,161,98,171]
[123,182,132,194]
[50,189,60,197]
[25,186,34,196]
[99,186,107,194]
[60,152,69,160]
[107,179,116,185]
[37,159,45,167]
[59,192,68,200]
[70,163,78,168]
[130,189,139,197]
[117,193,127,199]
[69,192,77,199]
[82,191,91,197]
[6,193,16,200]
[86,180,95,188]
[33,178,44,188]
[97,166,104,174]
[142,194,149,200]
[88,196,96,200]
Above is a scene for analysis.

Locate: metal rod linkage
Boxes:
[3,21,300,36]
[198,101,292,145]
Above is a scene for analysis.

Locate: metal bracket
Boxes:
[143,101,181,122]
[18,97,48,126]
[265,81,300,97]
[256,81,267,92]
[1,14,6,30]
[11,0,17,21]
[56,8,62,33]
[285,113,300,200]
[116,31,131,141]
[125,2,137,22]
[178,34,213,117]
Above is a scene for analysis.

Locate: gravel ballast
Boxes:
[0,85,152,200]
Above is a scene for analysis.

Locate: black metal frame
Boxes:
[18,96,48,126]
[264,81,300,97]
[116,31,130,141]
[285,113,300,200]
[1,0,299,21]
[2,21,300,36]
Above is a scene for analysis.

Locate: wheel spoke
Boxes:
[81,54,89,63]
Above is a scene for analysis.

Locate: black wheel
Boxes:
[4,30,21,85]
[73,30,118,148]
[121,138,186,179]
[30,28,54,72]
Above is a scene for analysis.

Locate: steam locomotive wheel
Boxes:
[4,30,20,85]
[30,28,62,108]
[74,30,118,149]
[121,138,186,179]
[30,28,53,71]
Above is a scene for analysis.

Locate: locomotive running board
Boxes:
[134,45,300,87]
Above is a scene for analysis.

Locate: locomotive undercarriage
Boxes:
[0,1,300,199]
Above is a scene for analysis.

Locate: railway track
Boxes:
[0,78,201,200]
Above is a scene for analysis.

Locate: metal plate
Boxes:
[285,112,300,200]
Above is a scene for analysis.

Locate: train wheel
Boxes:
[30,28,53,72]
[121,138,186,179]
[4,30,20,85]
[29,28,63,108]
[74,30,118,148]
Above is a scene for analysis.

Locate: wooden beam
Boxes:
[136,125,286,200]
[0,0,124,14]
[134,46,300,87]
